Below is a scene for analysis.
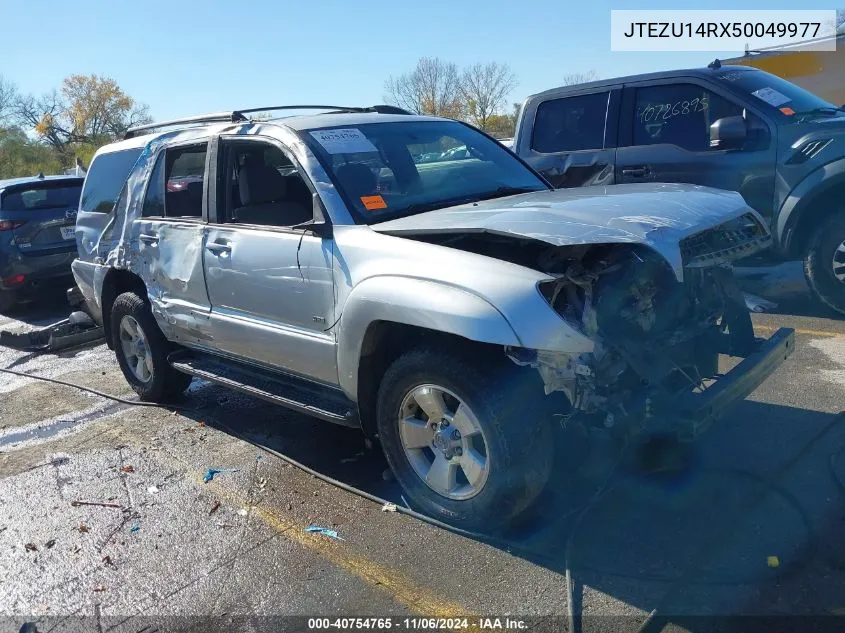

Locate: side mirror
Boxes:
[710,116,747,150]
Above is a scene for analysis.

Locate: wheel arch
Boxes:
[100,269,148,349]
[335,276,524,438]
[354,321,508,439]
[777,159,845,259]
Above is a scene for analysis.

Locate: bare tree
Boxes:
[460,62,518,131]
[560,70,599,86]
[15,90,69,150]
[0,75,18,124]
[384,57,464,118]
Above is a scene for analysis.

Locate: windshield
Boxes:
[715,68,836,117]
[302,120,548,224]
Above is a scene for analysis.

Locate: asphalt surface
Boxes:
[1,262,845,633]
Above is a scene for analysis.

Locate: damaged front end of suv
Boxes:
[506,212,790,439]
[376,186,794,442]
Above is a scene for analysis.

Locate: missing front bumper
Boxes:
[667,327,795,439]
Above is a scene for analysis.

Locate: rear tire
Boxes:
[804,213,845,315]
[376,347,553,531]
[110,291,192,401]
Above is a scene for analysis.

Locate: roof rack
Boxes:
[124,112,247,139]
[124,104,412,139]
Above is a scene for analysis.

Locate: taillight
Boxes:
[3,274,25,287]
[0,220,25,231]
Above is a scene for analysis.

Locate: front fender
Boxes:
[776,157,845,254]
[335,276,523,399]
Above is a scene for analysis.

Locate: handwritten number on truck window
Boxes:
[638,96,708,123]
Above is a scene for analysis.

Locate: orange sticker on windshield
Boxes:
[361,195,387,211]
[780,107,795,115]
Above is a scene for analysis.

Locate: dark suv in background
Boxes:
[513,65,845,314]
[0,174,83,312]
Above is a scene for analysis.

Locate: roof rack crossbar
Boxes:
[124,112,247,139]
[235,105,366,116]
[234,104,412,117]
[124,104,413,139]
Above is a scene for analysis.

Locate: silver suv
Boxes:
[72,105,794,529]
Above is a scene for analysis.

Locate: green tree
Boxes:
[483,113,517,139]
[0,127,62,178]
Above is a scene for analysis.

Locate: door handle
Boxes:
[139,234,159,245]
[206,242,232,255]
[621,166,650,178]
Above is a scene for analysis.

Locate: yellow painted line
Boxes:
[196,474,473,617]
[755,324,844,338]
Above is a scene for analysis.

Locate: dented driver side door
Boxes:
[131,141,212,346]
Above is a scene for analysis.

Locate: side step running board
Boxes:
[168,351,359,428]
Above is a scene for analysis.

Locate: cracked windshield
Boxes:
[1,2,845,633]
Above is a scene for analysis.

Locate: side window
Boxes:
[633,84,755,152]
[141,144,207,218]
[224,141,313,228]
[531,92,610,153]
[80,148,142,213]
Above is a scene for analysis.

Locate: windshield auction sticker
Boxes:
[310,128,378,154]
[360,195,387,211]
[751,87,792,108]
[611,10,837,52]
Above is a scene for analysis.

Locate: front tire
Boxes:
[110,291,192,401]
[804,213,845,315]
[376,347,553,531]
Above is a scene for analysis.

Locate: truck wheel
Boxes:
[111,292,192,401]
[804,214,845,315]
[0,290,16,314]
[376,347,553,531]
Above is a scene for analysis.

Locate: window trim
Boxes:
[211,134,320,235]
[619,77,775,152]
[139,139,211,223]
[529,90,612,155]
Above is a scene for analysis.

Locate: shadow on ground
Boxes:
[0,282,73,326]
[173,375,845,629]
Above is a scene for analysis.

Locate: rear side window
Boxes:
[80,148,142,213]
[142,144,207,218]
[531,92,610,153]
[1,183,82,212]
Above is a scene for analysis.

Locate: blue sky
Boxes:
[2,0,842,121]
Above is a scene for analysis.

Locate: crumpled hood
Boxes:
[371,182,763,279]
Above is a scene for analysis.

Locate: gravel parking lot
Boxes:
[2,264,845,632]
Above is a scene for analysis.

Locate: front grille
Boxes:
[680,213,770,267]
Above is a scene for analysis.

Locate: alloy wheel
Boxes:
[119,315,154,383]
[398,384,490,500]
